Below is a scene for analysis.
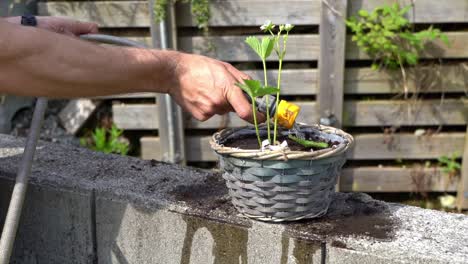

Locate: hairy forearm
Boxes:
[0,19,179,98]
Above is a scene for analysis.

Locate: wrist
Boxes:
[146,49,182,95]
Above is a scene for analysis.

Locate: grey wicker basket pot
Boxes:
[210,124,354,222]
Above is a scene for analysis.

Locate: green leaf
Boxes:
[93,128,107,150]
[245,36,262,59]
[256,86,280,97]
[236,79,264,97]
[405,52,418,65]
[399,5,411,15]
[358,10,369,17]
[438,156,450,164]
[235,83,254,98]
[288,135,329,149]
[261,36,276,58]
[440,34,450,46]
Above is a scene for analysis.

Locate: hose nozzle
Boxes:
[247,94,301,129]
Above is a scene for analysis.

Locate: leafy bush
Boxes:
[438,152,461,178]
[346,4,449,70]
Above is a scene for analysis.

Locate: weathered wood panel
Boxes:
[113,102,319,130]
[340,167,458,192]
[179,35,320,61]
[140,133,465,161]
[113,104,158,129]
[348,0,468,24]
[107,32,467,62]
[39,0,468,27]
[349,133,466,160]
[343,99,467,127]
[178,32,468,62]
[177,0,321,26]
[98,66,466,97]
[113,99,466,130]
[345,65,468,94]
[39,1,150,28]
[317,0,347,127]
[92,65,466,98]
[243,69,318,95]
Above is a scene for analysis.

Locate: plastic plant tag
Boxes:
[277,100,301,129]
[269,140,289,151]
[261,139,270,151]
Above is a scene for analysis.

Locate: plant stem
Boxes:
[252,99,262,148]
[397,54,409,100]
[273,57,283,144]
[273,32,288,144]
[262,59,271,144]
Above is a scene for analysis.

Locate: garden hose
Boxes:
[0,34,147,264]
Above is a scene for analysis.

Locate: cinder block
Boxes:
[96,197,188,264]
[95,197,325,264]
[0,179,94,264]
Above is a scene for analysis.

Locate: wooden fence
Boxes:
[38,0,468,207]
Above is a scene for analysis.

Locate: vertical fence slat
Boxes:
[457,126,468,210]
[318,0,347,192]
[317,0,347,128]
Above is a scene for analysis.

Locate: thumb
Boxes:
[227,85,266,124]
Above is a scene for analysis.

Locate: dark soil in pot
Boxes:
[223,132,341,151]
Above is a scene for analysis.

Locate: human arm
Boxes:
[0,18,260,122]
[5,16,99,36]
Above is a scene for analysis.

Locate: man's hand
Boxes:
[169,52,265,123]
[6,16,98,36]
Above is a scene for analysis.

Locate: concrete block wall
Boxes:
[0,134,467,263]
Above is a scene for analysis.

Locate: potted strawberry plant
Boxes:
[210,21,354,222]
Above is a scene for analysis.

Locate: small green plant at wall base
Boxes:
[238,21,294,148]
[346,4,449,70]
[80,125,129,156]
[154,0,210,31]
[438,152,461,179]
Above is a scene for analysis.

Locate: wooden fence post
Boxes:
[457,126,468,211]
[318,0,347,191]
[317,0,347,128]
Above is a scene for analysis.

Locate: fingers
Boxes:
[223,62,251,82]
[71,20,99,35]
[222,62,266,124]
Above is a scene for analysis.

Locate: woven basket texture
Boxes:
[211,124,353,222]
